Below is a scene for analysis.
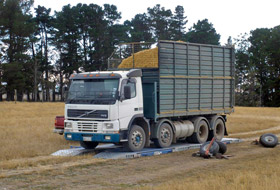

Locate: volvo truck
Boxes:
[64,41,235,152]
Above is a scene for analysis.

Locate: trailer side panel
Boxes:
[158,41,235,118]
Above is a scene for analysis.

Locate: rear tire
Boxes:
[208,118,225,141]
[80,141,99,149]
[154,123,173,148]
[124,125,146,152]
[187,118,209,143]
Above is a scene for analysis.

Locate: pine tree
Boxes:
[147,4,173,41]
[0,0,34,101]
[186,19,220,45]
[170,5,187,40]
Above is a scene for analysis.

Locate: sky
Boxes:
[33,0,280,44]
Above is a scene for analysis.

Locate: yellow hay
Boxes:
[118,47,158,68]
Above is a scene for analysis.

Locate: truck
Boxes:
[64,40,235,152]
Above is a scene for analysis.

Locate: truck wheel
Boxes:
[213,119,225,141]
[80,141,99,149]
[208,117,225,141]
[217,141,227,154]
[187,118,209,144]
[154,123,173,148]
[124,125,146,152]
[199,141,219,156]
[259,133,278,148]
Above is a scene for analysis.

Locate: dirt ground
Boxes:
[0,139,278,190]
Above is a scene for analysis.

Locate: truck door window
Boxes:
[127,82,136,98]
[121,79,136,99]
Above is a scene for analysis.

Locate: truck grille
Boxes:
[67,109,108,119]
[77,122,99,133]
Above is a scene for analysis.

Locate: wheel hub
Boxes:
[161,128,171,143]
[265,136,274,142]
[131,130,143,147]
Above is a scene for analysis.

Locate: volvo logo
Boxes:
[77,110,96,118]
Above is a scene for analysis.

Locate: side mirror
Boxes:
[124,85,131,99]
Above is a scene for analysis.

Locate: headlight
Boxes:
[104,123,113,129]
[65,122,73,132]
[65,122,72,128]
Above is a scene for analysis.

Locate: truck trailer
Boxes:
[64,40,235,152]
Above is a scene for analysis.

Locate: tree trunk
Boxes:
[45,77,49,101]
[7,90,14,101]
[31,41,38,102]
[60,70,64,102]
[52,83,56,102]
[17,91,23,101]
[27,91,30,101]
[44,26,50,102]
[37,92,40,101]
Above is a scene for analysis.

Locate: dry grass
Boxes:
[141,146,280,190]
[227,107,280,136]
[0,102,78,162]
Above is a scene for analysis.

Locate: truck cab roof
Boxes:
[70,69,142,80]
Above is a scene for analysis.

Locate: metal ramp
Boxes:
[51,138,242,159]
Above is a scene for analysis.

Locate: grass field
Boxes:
[0,102,78,161]
[0,102,280,189]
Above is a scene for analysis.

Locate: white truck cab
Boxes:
[64,69,150,151]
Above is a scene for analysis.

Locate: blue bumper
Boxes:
[64,132,120,143]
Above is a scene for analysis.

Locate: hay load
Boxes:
[118,47,158,68]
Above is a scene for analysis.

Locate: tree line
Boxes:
[0,0,279,107]
[0,0,220,102]
[235,26,280,107]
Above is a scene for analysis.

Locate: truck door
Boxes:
[118,78,142,130]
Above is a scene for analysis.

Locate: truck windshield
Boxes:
[66,79,119,105]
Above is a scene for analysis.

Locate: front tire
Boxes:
[80,141,99,149]
[154,123,173,148]
[124,125,146,152]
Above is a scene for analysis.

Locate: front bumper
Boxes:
[53,128,64,134]
[64,132,124,143]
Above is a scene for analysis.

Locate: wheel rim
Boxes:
[131,130,143,147]
[160,127,171,144]
[265,136,274,142]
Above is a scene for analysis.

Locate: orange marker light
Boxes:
[110,74,115,77]
[96,74,100,77]
[83,75,87,77]
[89,74,93,77]
[71,74,75,78]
